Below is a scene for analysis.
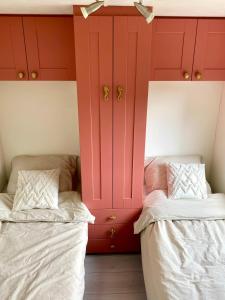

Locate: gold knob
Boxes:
[17,71,25,79]
[103,85,110,101]
[117,85,124,101]
[31,71,38,80]
[195,71,202,80]
[108,215,116,221]
[110,228,116,239]
[110,244,115,249]
[183,71,190,80]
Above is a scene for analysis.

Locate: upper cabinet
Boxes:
[23,17,75,80]
[150,18,197,81]
[0,16,75,81]
[150,18,225,81]
[0,17,28,80]
[193,19,225,81]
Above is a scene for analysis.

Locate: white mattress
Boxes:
[0,191,95,300]
[136,190,225,300]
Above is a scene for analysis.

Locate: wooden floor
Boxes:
[84,254,147,300]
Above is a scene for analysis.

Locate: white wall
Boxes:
[145,82,224,176]
[0,82,79,176]
[210,85,225,192]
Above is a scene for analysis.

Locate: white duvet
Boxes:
[0,192,95,300]
[135,190,225,300]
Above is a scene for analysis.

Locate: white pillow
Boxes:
[13,169,60,211]
[167,163,207,200]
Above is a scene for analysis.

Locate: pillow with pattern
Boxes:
[167,163,207,200]
[13,169,60,211]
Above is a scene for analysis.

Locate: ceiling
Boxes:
[0,0,225,16]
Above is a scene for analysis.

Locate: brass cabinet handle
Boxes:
[183,71,190,80]
[110,228,116,239]
[117,85,124,101]
[108,215,117,221]
[17,71,25,79]
[195,71,202,80]
[31,71,38,80]
[110,244,115,249]
[103,85,110,101]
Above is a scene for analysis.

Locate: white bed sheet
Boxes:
[136,190,225,300]
[0,191,94,300]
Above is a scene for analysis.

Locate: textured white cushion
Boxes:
[13,169,60,211]
[167,163,207,200]
[7,155,77,194]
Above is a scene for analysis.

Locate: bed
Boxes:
[0,154,94,300]
[0,191,94,300]
[134,155,225,300]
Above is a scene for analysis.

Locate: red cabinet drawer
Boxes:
[88,223,136,240]
[91,209,141,224]
[87,238,140,254]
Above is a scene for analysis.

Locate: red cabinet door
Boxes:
[193,19,225,81]
[23,16,76,80]
[113,17,151,208]
[150,18,197,81]
[74,17,113,209]
[0,17,28,80]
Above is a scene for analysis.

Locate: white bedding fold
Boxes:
[134,190,225,233]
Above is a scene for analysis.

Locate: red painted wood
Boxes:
[23,16,75,80]
[113,17,151,209]
[74,16,113,209]
[91,209,141,224]
[87,238,140,253]
[193,19,225,81]
[0,17,28,80]
[88,223,137,239]
[150,18,197,81]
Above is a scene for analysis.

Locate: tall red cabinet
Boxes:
[74,12,152,253]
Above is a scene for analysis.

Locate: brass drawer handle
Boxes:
[110,244,115,249]
[117,85,124,101]
[103,85,110,101]
[31,71,38,80]
[195,71,202,80]
[110,228,116,239]
[108,215,117,221]
[17,71,25,79]
[183,71,190,80]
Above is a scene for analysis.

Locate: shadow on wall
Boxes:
[0,137,6,191]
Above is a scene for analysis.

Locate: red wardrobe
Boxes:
[74,9,152,253]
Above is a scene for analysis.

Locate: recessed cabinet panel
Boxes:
[23,16,76,80]
[74,17,113,209]
[193,19,225,81]
[0,17,28,80]
[150,18,197,81]
[113,17,151,208]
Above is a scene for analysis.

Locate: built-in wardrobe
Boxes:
[74,8,152,252]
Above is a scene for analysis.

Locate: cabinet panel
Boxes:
[0,17,28,80]
[74,17,113,209]
[150,18,197,81]
[113,17,151,208]
[23,16,75,80]
[193,19,225,81]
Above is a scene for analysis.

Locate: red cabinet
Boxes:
[74,16,151,253]
[23,17,75,80]
[0,16,75,80]
[0,17,28,80]
[150,18,197,81]
[150,18,225,81]
[193,19,225,81]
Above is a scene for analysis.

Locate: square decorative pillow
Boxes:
[167,163,207,200]
[13,169,60,211]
